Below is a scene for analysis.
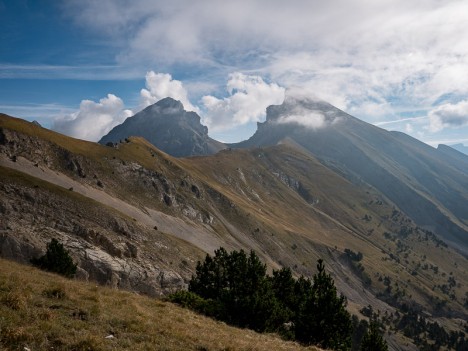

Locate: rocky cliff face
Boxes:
[99,98,225,157]
[0,175,193,296]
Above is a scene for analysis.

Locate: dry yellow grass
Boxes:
[0,258,321,351]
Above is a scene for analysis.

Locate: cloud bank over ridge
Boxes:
[201,73,285,132]
[56,0,468,145]
[52,72,285,141]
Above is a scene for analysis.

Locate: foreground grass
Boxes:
[0,259,320,351]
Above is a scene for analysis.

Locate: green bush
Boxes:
[168,290,206,311]
[168,290,227,319]
[31,238,77,278]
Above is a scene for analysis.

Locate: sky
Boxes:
[1,0,468,147]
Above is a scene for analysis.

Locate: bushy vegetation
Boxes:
[344,249,363,262]
[30,238,77,278]
[171,247,388,351]
[395,304,468,350]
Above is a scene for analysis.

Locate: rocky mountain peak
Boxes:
[99,98,225,157]
[152,97,185,113]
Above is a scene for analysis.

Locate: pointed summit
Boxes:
[153,97,185,111]
[99,98,225,157]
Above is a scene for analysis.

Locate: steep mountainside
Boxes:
[437,144,468,174]
[1,113,467,350]
[449,143,468,156]
[99,98,225,157]
[234,96,468,254]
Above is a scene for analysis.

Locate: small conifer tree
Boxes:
[31,238,77,278]
[295,259,352,350]
[360,318,389,351]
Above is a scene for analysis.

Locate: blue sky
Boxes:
[1,0,468,147]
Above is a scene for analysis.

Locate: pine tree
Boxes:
[351,316,369,351]
[270,267,296,316]
[295,259,352,350]
[188,250,354,347]
[31,238,77,278]
[189,247,280,332]
[360,318,389,351]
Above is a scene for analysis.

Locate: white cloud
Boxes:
[53,94,132,142]
[276,110,326,129]
[63,2,468,113]
[139,71,197,111]
[428,100,468,132]
[273,97,342,129]
[201,73,285,131]
[39,1,468,144]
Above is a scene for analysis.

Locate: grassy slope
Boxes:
[0,258,320,351]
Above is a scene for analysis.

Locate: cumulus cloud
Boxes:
[201,73,285,131]
[48,1,468,144]
[53,94,132,141]
[428,100,468,132]
[139,71,197,111]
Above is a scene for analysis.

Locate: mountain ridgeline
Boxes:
[1,95,468,351]
[105,95,468,255]
[234,96,468,254]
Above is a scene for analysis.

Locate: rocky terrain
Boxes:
[1,99,467,350]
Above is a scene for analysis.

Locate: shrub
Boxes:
[167,290,211,313]
[31,239,77,278]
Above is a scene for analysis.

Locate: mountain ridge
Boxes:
[232,97,468,255]
[1,102,468,350]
